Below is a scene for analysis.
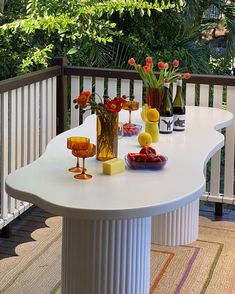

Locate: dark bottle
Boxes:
[159,82,173,134]
[173,79,185,131]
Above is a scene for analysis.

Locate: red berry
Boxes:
[139,146,157,156]
[146,155,156,162]
[127,153,147,162]
[154,156,162,162]
[158,155,166,161]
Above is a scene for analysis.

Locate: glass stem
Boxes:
[129,110,132,126]
[76,157,80,168]
[82,157,85,174]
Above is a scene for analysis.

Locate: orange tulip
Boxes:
[143,65,150,74]
[158,61,165,69]
[173,59,179,68]
[164,63,169,70]
[128,58,135,65]
[145,57,153,65]
[184,73,191,79]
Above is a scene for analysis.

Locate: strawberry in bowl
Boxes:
[143,154,167,169]
[139,146,156,156]
[127,153,147,168]
[123,124,142,137]
[125,148,168,170]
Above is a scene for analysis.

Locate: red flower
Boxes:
[158,61,165,69]
[164,63,169,70]
[128,58,135,65]
[75,91,91,106]
[173,59,179,68]
[106,100,122,113]
[117,96,127,104]
[145,57,153,65]
[143,65,150,74]
[184,73,191,79]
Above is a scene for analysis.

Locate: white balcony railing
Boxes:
[0,67,59,229]
[1,62,235,229]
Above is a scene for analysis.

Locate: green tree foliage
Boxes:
[0,0,173,79]
[107,0,235,74]
[0,0,234,80]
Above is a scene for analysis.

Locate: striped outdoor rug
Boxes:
[0,206,235,294]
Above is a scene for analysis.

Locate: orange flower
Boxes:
[106,100,122,113]
[173,59,179,68]
[184,73,191,79]
[143,65,150,74]
[128,58,135,65]
[75,91,91,106]
[145,57,153,65]
[127,56,191,88]
[158,61,165,69]
[164,63,169,70]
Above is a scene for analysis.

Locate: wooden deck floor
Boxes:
[200,203,235,222]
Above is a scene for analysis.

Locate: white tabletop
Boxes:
[5,106,233,220]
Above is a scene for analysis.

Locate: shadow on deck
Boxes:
[0,203,234,260]
[0,206,54,258]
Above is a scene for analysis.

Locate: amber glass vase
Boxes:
[146,87,165,111]
[96,112,118,161]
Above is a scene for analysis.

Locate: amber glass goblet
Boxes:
[74,143,96,180]
[122,101,139,126]
[67,137,90,172]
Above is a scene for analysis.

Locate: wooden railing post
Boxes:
[52,57,69,134]
[215,202,223,216]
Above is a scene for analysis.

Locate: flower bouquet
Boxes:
[128,57,191,88]
[128,57,191,110]
[73,92,126,161]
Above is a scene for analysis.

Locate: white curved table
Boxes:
[6,106,233,294]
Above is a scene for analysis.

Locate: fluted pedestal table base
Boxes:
[62,216,151,294]
[151,199,199,246]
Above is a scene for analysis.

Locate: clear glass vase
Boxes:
[96,112,118,161]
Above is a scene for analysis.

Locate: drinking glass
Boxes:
[74,143,96,180]
[122,101,142,136]
[67,137,90,172]
[122,100,139,126]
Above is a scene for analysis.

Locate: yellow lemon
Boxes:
[146,108,159,122]
[138,132,152,147]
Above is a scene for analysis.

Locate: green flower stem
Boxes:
[168,74,180,82]
[97,112,118,159]
[157,69,165,86]
[132,61,186,89]
[149,71,157,88]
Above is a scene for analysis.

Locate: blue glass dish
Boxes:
[124,155,168,170]
[123,124,142,137]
